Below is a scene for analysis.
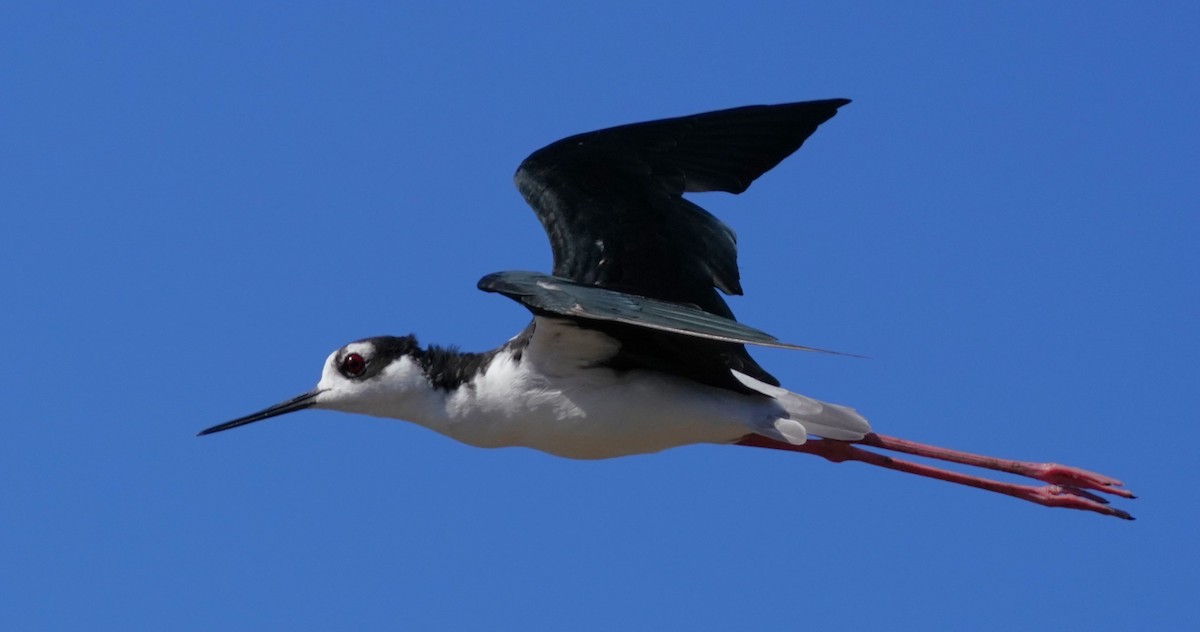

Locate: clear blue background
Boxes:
[3,3,1196,630]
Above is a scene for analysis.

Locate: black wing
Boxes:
[504,100,849,389]
[478,271,859,394]
[478,271,854,354]
[513,99,849,312]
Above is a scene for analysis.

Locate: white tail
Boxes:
[731,370,871,443]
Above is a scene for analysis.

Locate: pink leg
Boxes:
[857,433,1134,499]
[736,434,1134,520]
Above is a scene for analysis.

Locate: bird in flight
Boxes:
[199,100,1134,520]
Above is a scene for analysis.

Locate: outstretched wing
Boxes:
[504,100,849,389]
[513,99,849,315]
[479,271,859,394]
[478,271,854,355]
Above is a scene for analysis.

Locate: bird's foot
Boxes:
[1024,463,1134,499]
[1026,484,1135,520]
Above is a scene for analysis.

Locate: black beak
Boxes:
[197,390,322,436]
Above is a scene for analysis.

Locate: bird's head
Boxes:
[198,336,430,436]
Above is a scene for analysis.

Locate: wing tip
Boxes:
[477,270,544,294]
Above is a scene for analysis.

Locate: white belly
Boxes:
[436,343,781,460]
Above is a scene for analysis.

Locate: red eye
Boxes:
[340,352,366,378]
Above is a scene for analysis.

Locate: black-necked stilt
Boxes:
[199,100,1134,519]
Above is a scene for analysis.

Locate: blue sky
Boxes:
[2,3,1196,630]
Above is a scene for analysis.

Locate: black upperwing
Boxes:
[513,99,849,311]
[478,271,860,393]
[478,271,857,354]
[505,100,849,389]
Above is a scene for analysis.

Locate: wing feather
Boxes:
[478,271,857,357]
[500,101,851,390]
[513,99,849,307]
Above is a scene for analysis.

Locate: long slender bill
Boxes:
[197,390,323,436]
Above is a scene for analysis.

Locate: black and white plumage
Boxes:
[200,100,1135,519]
[511,100,849,390]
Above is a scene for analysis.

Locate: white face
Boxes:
[198,336,432,437]
[312,340,431,419]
